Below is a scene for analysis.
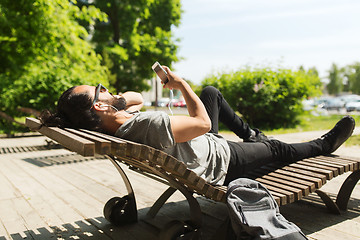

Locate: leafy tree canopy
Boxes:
[76,0,182,93]
[344,62,360,94]
[0,0,109,114]
[325,62,360,95]
[327,63,343,95]
[0,0,109,133]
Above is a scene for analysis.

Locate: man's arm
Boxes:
[163,66,211,143]
[121,91,144,112]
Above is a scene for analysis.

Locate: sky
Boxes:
[171,0,360,84]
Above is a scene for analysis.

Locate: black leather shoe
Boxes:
[244,128,269,142]
[321,116,355,154]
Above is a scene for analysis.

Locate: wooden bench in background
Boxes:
[25,117,360,239]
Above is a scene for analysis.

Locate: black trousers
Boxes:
[199,86,324,185]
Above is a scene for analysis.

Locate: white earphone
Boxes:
[100,104,119,112]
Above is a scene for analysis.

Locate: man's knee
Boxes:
[201,86,220,98]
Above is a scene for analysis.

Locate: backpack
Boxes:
[226,178,308,240]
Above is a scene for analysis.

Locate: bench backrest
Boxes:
[25,117,228,202]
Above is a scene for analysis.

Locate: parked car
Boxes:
[346,99,360,112]
[312,96,333,109]
[173,99,186,107]
[167,99,186,108]
[340,94,360,105]
[302,98,328,116]
[152,98,171,107]
[323,98,345,111]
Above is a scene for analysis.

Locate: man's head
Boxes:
[40,84,126,131]
[74,84,126,113]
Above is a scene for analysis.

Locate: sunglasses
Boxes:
[91,83,110,108]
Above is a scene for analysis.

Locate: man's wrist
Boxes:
[176,78,188,89]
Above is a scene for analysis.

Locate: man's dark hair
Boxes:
[40,87,102,131]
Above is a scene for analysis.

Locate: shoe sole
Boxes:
[328,116,355,153]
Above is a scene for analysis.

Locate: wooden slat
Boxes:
[80,129,127,152]
[297,161,340,176]
[317,156,355,171]
[262,183,295,204]
[246,177,295,203]
[267,191,286,206]
[302,159,344,174]
[173,169,199,188]
[334,156,360,170]
[267,172,315,192]
[289,163,333,180]
[324,155,360,170]
[250,168,313,195]
[129,143,142,159]
[282,166,327,184]
[256,178,300,201]
[211,187,227,202]
[307,157,350,172]
[261,166,323,188]
[259,174,310,196]
[65,128,111,155]
[25,118,95,156]
[204,184,215,200]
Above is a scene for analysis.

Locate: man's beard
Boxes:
[108,97,127,111]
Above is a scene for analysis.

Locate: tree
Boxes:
[76,0,182,93]
[345,62,360,94]
[327,63,343,95]
[0,0,108,133]
[308,67,319,77]
[202,67,322,129]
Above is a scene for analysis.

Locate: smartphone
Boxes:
[152,61,169,84]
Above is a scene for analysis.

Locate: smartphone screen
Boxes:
[152,62,169,83]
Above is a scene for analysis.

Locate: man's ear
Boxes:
[93,102,107,112]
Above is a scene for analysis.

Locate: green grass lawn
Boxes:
[344,134,360,147]
[264,114,360,135]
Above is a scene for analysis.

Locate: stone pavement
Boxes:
[0,128,359,240]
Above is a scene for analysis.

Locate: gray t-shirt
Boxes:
[115,111,231,185]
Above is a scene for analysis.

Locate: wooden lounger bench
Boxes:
[25,117,360,239]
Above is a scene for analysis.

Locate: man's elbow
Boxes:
[195,118,211,136]
[134,92,144,105]
[202,119,212,133]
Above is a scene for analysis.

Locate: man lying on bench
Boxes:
[39,65,355,186]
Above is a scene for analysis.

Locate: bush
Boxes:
[202,67,322,129]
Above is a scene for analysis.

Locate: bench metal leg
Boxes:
[106,155,202,229]
[147,187,177,218]
[146,169,203,228]
[336,169,360,211]
[155,182,202,240]
[315,190,340,214]
[170,183,202,228]
[106,155,135,196]
[104,155,138,225]
[315,169,360,214]
[140,167,203,239]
